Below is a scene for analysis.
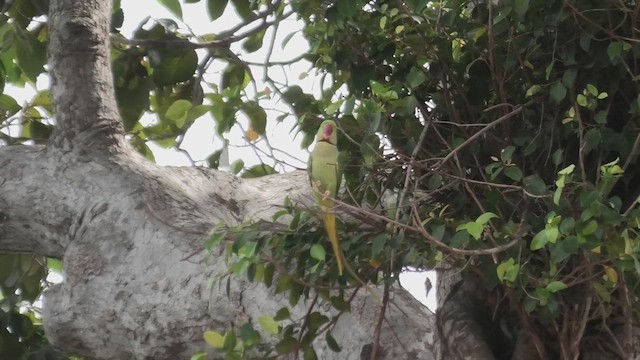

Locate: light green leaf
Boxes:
[476,212,498,225]
[459,222,483,240]
[530,227,559,250]
[546,281,568,293]
[310,244,326,261]
[497,258,519,283]
[259,316,280,335]
[558,164,575,175]
[576,94,587,107]
[581,220,598,236]
[526,85,541,97]
[190,352,206,360]
[203,331,225,348]
[379,16,387,29]
[165,99,191,122]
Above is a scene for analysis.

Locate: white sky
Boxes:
[12,0,436,312]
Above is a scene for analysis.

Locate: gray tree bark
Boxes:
[0,0,437,358]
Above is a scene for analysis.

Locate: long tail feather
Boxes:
[322,211,343,275]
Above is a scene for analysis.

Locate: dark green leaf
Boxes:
[242,30,265,53]
[523,175,546,195]
[549,82,567,103]
[150,48,198,85]
[223,330,236,351]
[14,30,46,82]
[514,0,529,17]
[207,0,228,20]
[275,336,299,354]
[231,0,252,20]
[157,0,183,19]
[325,332,341,352]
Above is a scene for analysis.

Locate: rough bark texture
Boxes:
[0,0,438,358]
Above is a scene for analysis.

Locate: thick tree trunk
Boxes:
[0,0,437,358]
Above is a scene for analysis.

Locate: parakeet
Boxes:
[309,120,344,275]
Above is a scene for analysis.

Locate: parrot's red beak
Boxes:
[322,124,333,140]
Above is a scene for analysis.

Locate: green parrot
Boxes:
[309,119,344,275]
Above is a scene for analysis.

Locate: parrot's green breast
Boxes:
[309,141,339,197]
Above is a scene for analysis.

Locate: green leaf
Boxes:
[306,312,329,332]
[504,166,523,181]
[231,159,244,175]
[243,30,266,53]
[158,0,183,19]
[500,145,515,163]
[165,99,192,122]
[581,220,598,236]
[47,258,63,273]
[523,175,546,195]
[239,323,261,346]
[203,331,225,348]
[310,244,326,261]
[550,82,567,103]
[231,0,252,20]
[150,48,198,85]
[457,222,483,240]
[274,307,290,321]
[558,164,575,175]
[497,258,519,283]
[607,42,623,62]
[546,281,568,293]
[337,0,357,18]
[514,0,529,17]
[15,31,46,82]
[223,330,237,351]
[492,6,512,24]
[0,94,20,117]
[304,347,319,360]
[526,85,541,97]
[531,227,559,250]
[259,316,280,335]
[276,336,299,354]
[242,101,267,135]
[242,164,277,178]
[407,66,427,89]
[207,0,228,20]
[325,332,342,352]
[190,352,206,360]
[476,212,498,225]
[576,94,587,107]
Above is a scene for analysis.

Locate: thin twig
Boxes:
[294,293,319,360]
[435,101,535,170]
[410,204,522,256]
[370,282,390,360]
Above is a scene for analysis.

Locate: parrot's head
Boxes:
[316,120,338,146]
